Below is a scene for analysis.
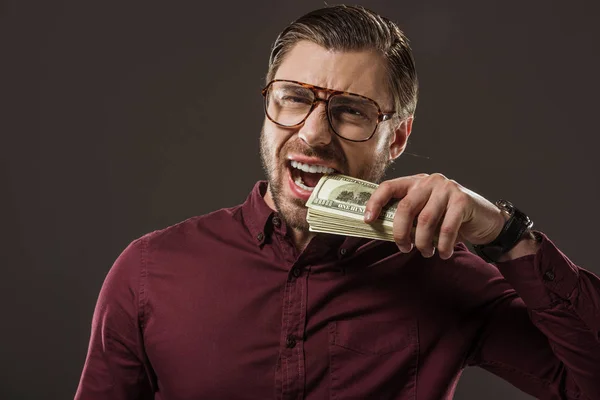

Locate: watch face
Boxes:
[495,199,515,215]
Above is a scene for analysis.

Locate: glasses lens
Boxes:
[329,95,379,141]
[265,81,314,126]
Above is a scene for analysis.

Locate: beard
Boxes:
[259,128,391,232]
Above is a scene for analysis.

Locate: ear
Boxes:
[389,117,413,160]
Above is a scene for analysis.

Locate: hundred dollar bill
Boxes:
[305,174,399,240]
[306,174,431,243]
[306,174,398,223]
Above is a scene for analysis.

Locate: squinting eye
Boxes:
[344,107,364,116]
[333,106,367,118]
[281,95,312,104]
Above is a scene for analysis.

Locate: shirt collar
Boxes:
[241,181,275,246]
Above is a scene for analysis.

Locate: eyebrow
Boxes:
[333,95,372,105]
[278,84,313,95]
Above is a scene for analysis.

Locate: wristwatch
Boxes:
[473,200,534,263]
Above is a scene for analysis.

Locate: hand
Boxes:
[364,173,507,260]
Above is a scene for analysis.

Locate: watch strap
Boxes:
[473,200,533,263]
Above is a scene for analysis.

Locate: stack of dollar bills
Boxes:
[306,174,401,241]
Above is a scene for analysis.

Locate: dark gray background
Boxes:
[1,0,599,399]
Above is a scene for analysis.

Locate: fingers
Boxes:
[365,174,468,260]
[413,189,449,258]
[364,176,419,222]
[415,190,467,259]
[392,186,433,253]
[435,208,462,260]
[435,203,465,260]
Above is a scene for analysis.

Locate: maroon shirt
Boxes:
[76,181,600,400]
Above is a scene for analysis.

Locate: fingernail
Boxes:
[422,248,435,258]
[364,211,372,221]
[399,243,413,253]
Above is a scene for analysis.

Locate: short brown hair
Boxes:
[266,5,418,119]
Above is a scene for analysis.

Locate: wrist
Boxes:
[473,199,534,263]
[497,230,542,262]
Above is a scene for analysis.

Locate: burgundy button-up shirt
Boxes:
[76,181,600,400]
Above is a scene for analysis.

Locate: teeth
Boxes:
[294,175,314,192]
[290,160,335,174]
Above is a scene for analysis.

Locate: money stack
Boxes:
[306,174,401,241]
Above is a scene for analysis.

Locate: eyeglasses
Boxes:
[261,79,396,142]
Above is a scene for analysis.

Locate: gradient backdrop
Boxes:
[1,1,599,399]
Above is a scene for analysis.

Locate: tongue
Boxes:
[300,170,324,188]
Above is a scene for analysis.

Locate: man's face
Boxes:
[260,41,411,231]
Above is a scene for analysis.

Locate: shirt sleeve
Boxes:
[466,232,600,400]
[75,237,155,400]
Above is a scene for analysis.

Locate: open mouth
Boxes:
[289,160,337,192]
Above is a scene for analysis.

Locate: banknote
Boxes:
[305,174,401,241]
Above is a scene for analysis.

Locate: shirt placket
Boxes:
[272,219,339,400]
[278,262,309,400]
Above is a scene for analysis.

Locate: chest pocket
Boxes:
[328,318,418,400]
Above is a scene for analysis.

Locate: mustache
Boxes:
[282,140,347,169]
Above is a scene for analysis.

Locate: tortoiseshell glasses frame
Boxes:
[261,79,396,142]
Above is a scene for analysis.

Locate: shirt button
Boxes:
[256,232,264,242]
[285,335,297,348]
[291,267,302,278]
[339,248,347,256]
[543,270,555,281]
[272,216,281,227]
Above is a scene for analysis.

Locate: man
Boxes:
[75,5,600,400]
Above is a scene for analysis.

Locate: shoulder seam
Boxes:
[138,236,148,330]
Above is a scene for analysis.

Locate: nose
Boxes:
[297,99,333,147]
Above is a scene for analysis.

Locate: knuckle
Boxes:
[445,179,459,190]
[397,198,413,212]
[378,180,392,192]
[453,191,470,206]
[417,212,435,227]
[430,172,447,181]
[440,224,456,235]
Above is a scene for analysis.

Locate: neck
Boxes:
[263,183,316,251]
[290,227,316,252]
